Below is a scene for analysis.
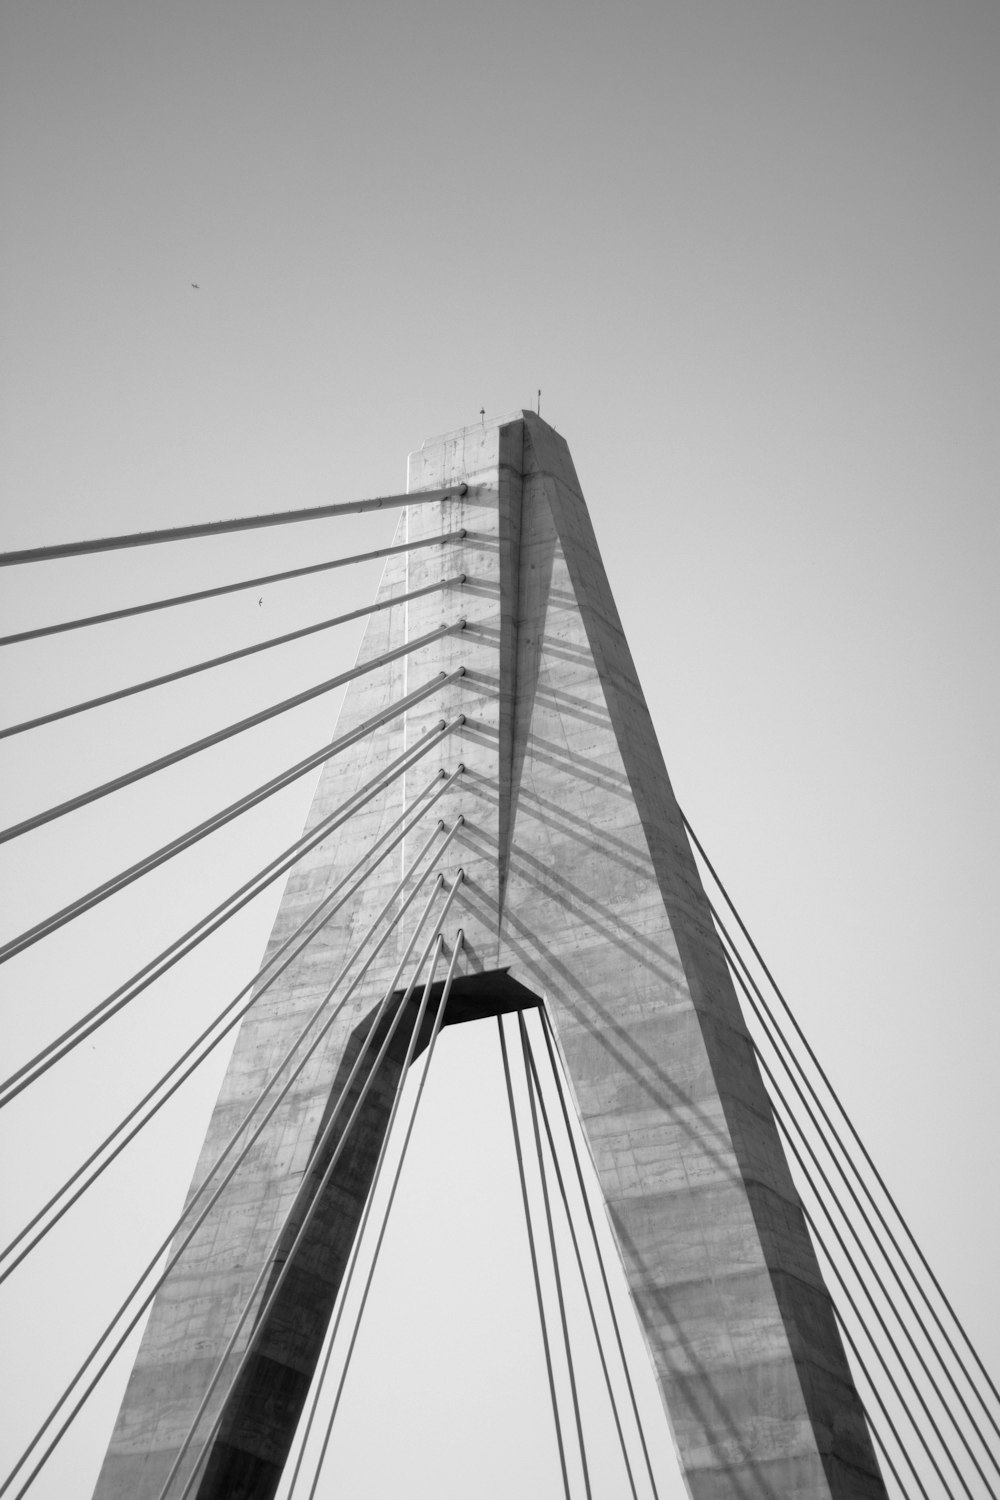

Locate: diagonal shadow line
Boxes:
[507,784,654,871]
[460,711,606,752]
[528,679,618,731]
[455,534,500,554]
[466,616,598,669]
[451,726,502,756]
[451,811,685,986]
[502,737,634,800]
[531,633,598,665]
[529,700,617,733]
[611,1218,785,1500]
[459,620,503,646]
[503,845,687,985]
[465,613,610,670]
[466,776,654,879]
[451,577,501,601]
[516,729,633,791]
[452,800,699,1012]
[449,668,500,694]
[461,768,650,864]
[496,906,744,1177]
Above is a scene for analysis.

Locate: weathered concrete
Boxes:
[93,414,886,1500]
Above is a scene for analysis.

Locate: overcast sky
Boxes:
[1,1,997,1497]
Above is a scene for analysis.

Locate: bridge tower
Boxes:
[93,412,887,1499]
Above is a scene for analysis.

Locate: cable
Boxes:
[284,932,455,1496]
[0,669,461,965]
[299,935,463,1500]
[498,1013,573,1500]
[693,826,1000,1472]
[0,618,464,845]
[0,576,464,739]
[682,809,1000,1431]
[794,1187,936,1500]
[0,718,454,1104]
[517,1011,593,1500]
[0,769,460,1283]
[829,1294,926,1500]
[522,1021,640,1500]
[0,485,468,565]
[731,979,964,1500]
[161,873,465,1500]
[0,529,466,647]
[714,910,999,1493]
[0,716,459,1106]
[538,1010,662,1500]
[756,1032,974,1500]
[2,830,455,1500]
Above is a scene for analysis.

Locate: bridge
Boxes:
[0,413,996,1499]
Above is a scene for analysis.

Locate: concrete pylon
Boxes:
[93,413,887,1500]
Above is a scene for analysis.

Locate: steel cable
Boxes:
[297,934,463,1500]
[773,1102,938,1500]
[2,828,455,1500]
[0,715,460,1105]
[0,618,464,845]
[683,809,1000,1436]
[517,1010,593,1500]
[0,530,466,647]
[161,872,465,1500]
[284,931,452,1497]
[522,1021,640,1500]
[0,669,461,965]
[714,910,998,1495]
[771,1079,972,1498]
[829,1293,927,1500]
[498,1014,573,1500]
[0,576,463,739]
[538,1010,662,1500]
[0,485,468,565]
[743,1005,965,1500]
[0,768,460,1283]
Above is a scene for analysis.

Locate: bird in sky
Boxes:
[191,282,200,290]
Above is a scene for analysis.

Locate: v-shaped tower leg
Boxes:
[93,413,886,1500]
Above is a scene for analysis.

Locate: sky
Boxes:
[1,0,998,1496]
